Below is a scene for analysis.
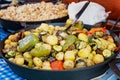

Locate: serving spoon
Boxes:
[65,1,90,31]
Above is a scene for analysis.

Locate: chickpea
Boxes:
[87,53,94,60]
[78,42,87,49]
[33,33,39,37]
[24,31,31,36]
[5,39,11,44]
[59,32,68,38]
[42,61,51,70]
[7,51,15,56]
[108,43,116,51]
[8,35,16,40]
[15,57,24,66]
[91,51,96,56]
[78,33,88,42]
[33,57,42,67]
[46,35,58,45]
[63,60,74,69]
[9,58,15,63]
[4,44,11,49]
[107,36,114,43]
[102,49,112,58]
[15,54,23,58]
[23,52,32,59]
[75,59,86,68]
[78,49,90,58]
[99,38,108,50]
[60,40,65,46]
[56,52,64,60]
[64,51,75,61]
[86,59,95,66]
[93,54,104,64]
[10,42,17,47]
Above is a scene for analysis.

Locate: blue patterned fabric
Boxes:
[0,59,24,80]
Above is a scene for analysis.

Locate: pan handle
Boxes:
[109,57,120,78]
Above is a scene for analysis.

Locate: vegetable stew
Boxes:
[2,19,117,70]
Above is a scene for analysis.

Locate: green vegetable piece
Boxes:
[53,45,62,52]
[30,43,51,57]
[5,51,16,58]
[63,35,77,51]
[64,19,73,28]
[70,22,83,31]
[89,42,98,50]
[18,34,39,52]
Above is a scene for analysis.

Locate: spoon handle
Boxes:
[65,1,90,31]
[75,1,90,20]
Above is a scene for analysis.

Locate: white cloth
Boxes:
[68,1,110,25]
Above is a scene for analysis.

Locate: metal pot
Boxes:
[0,1,68,31]
[0,23,119,80]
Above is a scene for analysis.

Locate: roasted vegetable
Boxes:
[75,59,86,68]
[93,54,104,64]
[63,60,74,69]
[23,52,33,67]
[46,35,58,45]
[42,61,51,70]
[33,57,43,68]
[18,34,39,52]
[102,49,112,58]
[64,19,73,28]
[51,60,64,70]
[88,27,106,34]
[30,43,51,57]
[3,20,117,70]
[56,52,64,60]
[94,31,104,38]
[15,55,24,66]
[64,50,76,61]
[62,35,77,51]
[78,45,92,58]
[5,51,16,58]
[86,59,95,66]
[53,45,62,52]
[78,33,88,42]
[69,21,83,31]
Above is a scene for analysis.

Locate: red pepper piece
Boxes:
[50,60,64,70]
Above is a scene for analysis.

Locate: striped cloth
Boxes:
[0,59,24,80]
